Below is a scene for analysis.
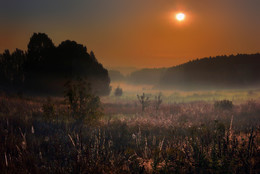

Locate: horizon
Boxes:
[107,52,260,72]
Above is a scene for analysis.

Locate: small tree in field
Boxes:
[154,93,163,113]
[114,86,123,97]
[214,100,233,111]
[137,93,150,113]
[64,78,102,124]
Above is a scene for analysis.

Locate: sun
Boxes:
[176,13,185,21]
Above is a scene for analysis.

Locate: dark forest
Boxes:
[0,33,111,96]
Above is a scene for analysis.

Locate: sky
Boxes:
[1,0,260,68]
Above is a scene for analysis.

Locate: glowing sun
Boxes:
[176,13,185,21]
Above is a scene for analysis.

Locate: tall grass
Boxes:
[0,95,259,173]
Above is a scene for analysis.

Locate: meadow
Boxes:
[1,0,260,173]
[0,86,260,173]
[107,82,260,103]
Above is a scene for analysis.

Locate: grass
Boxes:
[0,93,260,173]
[108,82,260,104]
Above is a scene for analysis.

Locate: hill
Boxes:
[108,70,125,82]
[127,68,167,85]
[160,53,260,90]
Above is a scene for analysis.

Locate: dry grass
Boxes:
[0,94,260,173]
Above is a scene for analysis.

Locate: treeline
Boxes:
[0,33,111,95]
[127,68,167,85]
[108,70,125,82]
[110,53,260,90]
[160,53,260,90]
[108,68,166,85]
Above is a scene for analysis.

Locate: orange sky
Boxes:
[0,0,260,68]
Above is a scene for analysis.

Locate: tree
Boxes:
[137,93,150,113]
[90,50,97,62]
[11,49,26,84]
[0,50,12,83]
[27,33,55,62]
[0,32,111,96]
[160,53,260,90]
[214,100,233,111]
[57,40,111,96]
[0,49,25,85]
[64,78,103,124]
[154,93,163,113]
[26,33,55,75]
[114,86,123,97]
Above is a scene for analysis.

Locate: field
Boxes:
[0,87,260,173]
[107,82,260,103]
[1,0,260,173]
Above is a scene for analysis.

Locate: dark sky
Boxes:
[1,0,260,68]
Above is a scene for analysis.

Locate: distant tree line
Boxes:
[127,68,167,85]
[160,54,260,90]
[0,33,111,95]
[114,54,260,89]
[108,70,125,82]
[110,53,260,90]
[108,68,166,85]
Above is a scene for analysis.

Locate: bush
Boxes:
[64,78,103,124]
[214,100,233,111]
[137,93,150,113]
[154,93,163,113]
[114,86,123,97]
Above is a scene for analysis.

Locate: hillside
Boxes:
[160,53,260,90]
[108,70,125,82]
[127,68,167,85]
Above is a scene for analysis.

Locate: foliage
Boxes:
[0,32,111,96]
[137,93,150,113]
[214,99,233,111]
[0,49,26,86]
[154,93,163,113]
[64,78,103,124]
[114,86,123,97]
[27,33,55,64]
[161,53,260,89]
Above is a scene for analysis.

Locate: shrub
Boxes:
[114,86,123,97]
[154,93,163,113]
[137,93,150,113]
[214,100,233,111]
[64,78,103,124]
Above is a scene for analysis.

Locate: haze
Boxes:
[1,0,260,68]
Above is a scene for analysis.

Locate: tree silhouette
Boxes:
[90,51,97,62]
[64,78,102,124]
[114,86,123,97]
[0,49,25,85]
[154,93,163,114]
[0,32,111,96]
[137,93,150,113]
[57,40,111,95]
[27,33,55,62]
[160,53,260,90]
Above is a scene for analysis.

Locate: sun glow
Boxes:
[176,13,185,21]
